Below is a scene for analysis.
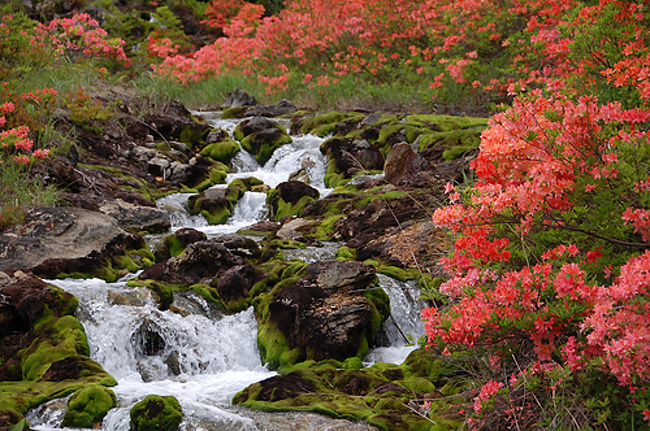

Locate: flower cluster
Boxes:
[32,13,129,65]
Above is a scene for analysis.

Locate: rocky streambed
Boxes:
[0,89,486,430]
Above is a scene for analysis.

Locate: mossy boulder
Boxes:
[267,181,320,221]
[62,384,117,428]
[233,117,292,165]
[200,129,240,164]
[321,137,384,178]
[0,275,116,428]
[256,261,389,369]
[156,228,207,261]
[130,395,183,431]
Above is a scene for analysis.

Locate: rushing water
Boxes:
[27,112,425,430]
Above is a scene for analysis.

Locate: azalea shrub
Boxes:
[425,1,650,428]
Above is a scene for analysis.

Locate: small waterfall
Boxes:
[33,277,275,431]
[226,135,331,193]
[364,274,425,365]
[198,191,268,236]
[156,193,207,230]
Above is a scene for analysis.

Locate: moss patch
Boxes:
[200,138,240,164]
[130,395,183,431]
[62,384,116,428]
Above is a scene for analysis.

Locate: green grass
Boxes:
[0,163,60,230]
[129,72,268,109]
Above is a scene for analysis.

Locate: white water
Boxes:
[28,113,424,430]
[364,274,426,365]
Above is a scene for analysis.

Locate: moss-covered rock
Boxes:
[62,384,117,428]
[130,395,183,431]
[233,117,292,165]
[0,277,116,428]
[200,139,240,164]
[267,181,319,222]
[254,261,389,369]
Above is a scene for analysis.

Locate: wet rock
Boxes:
[144,100,209,148]
[383,143,431,187]
[187,187,231,225]
[99,199,170,233]
[163,240,244,284]
[288,157,317,184]
[0,207,145,280]
[237,100,297,118]
[276,181,320,204]
[321,137,384,177]
[145,236,259,285]
[0,276,76,336]
[233,117,292,165]
[209,234,261,259]
[259,261,389,367]
[215,264,265,312]
[239,220,281,235]
[156,228,207,261]
[223,88,258,108]
[334,194,434,248]
[268,181,320,221]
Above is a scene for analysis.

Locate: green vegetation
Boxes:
[130,395,183,431]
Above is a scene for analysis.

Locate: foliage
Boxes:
[424,1,650,428]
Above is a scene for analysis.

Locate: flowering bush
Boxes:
[31,13,129,66]
[424,1,650,427]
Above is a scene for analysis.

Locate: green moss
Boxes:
[221,106,245,118]
[268,194,317,221]
[405,114,488,131]
[342,356,363,370]
[201,206,231,225]
[233,352,458,431]
[241,131,292,165]
[362,287,391,337]
[376,123,404,146]
[256,321,303,370]
[130,395,183,431]
[200,138,240,163]
[442,144,477,160]
[312,214,345,241]
[323,160,349,188]
[62,384,116,428]
[298,111,364,136]
[20,315,90,381]
[335,246,357,261]
[179,124,207,148]
[0,282,115,429]
[164,235,186,258]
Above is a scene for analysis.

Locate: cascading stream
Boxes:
[27,112,425,430]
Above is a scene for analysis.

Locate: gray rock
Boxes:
[99,199,170,233]
[223,89,258,108]
[0,207,143,276]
